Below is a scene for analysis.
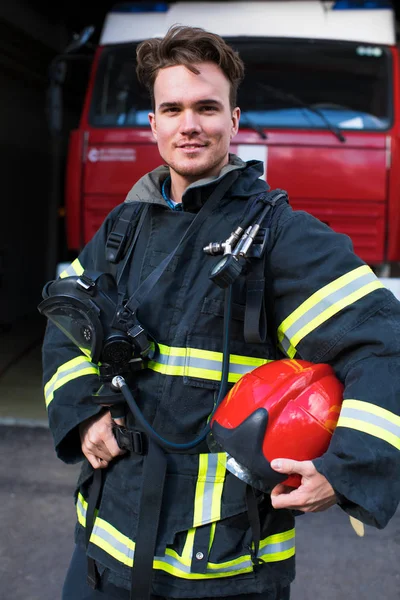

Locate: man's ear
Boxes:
[148,113,157,141]
[231,107,240,139]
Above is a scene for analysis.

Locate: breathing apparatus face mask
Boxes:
[38,271,148,369]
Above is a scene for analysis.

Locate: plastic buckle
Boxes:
[106,231,125,263]
[76,274,96,292]
[114,426,147,455]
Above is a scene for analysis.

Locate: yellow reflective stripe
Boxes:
[59,258,84,279]
[259,529,295,563]
[147,361,185,377]
[148,343,271,383]
[147,363,248,383]
[278,266,383,357]
[188,347,266,367]
[44,356,99,407]
[157,343,187,357]
[77,492,87,527]
[181,529,196,561]
[193,454,208,527]
[76,493,295,579]
[278,266,371,335]
[193,454,227,527]
[210,454,227,522]
[291,280,383,347]
[338,400,400,450]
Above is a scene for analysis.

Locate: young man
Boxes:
[42,26,400,600]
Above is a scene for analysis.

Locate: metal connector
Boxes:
[203,241,227,255]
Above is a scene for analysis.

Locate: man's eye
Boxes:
[165,107,179,113]
[201,106,217,112]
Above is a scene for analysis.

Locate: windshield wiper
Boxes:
[240,113,268,139]
[257,83,346,143]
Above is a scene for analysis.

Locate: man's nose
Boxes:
[179,110,201,134]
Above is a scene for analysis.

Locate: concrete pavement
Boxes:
[0,314,399,600]
[1,422,399,600]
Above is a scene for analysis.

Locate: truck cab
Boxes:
[64,1,400,279]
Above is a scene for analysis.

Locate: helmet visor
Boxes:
[38,296,103,362]
[207,431,269,492]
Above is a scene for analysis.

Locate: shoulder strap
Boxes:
[105,202,144,265]
[244,189,289,344]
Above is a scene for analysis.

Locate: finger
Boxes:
[104,433,126,459]
[96,457,110,469]
[270,488,303,510]
[83,438,114,462]
[85,453,109,470]
[270,458,313,477]
[270,483,293,497]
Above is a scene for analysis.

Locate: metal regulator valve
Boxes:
[204,190,287,289]
[204,226,256,288]
[203,194,271,289]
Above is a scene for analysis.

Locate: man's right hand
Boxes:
[79,411,126,469]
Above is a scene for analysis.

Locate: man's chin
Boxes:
[169,158,225,181]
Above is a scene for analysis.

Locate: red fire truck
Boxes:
[59,0,400,286]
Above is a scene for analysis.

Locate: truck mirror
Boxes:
[65,25,95,54]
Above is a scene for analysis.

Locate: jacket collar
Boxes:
[124,154,266,211]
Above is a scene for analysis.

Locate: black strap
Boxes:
[130,439,167,600]
[190,524,212,574]
[117,203,150,287]
[124,172,240,315]
[244,250,268,343]
[243,190,289,344]
[245,484,264,568]
[85,469,103,588]
[106,203,143,264]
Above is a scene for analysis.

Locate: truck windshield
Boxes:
[89,38,391,131]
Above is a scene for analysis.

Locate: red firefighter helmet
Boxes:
[209,359,343,491]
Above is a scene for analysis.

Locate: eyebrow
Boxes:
[158,99,223,110]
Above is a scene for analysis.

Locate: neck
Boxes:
[169,174,189,205]
[169,158,230,204]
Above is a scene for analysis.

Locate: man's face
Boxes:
[149,62,240,184]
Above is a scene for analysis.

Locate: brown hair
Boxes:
[136,25,245,109]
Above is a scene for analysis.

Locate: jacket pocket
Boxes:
[182,332,274,391]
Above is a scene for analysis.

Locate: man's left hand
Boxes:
[270,459,338,513]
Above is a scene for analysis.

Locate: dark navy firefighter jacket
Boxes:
[42,156,400,597]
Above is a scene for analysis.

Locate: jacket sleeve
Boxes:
[268,204,400,529]
[41,205,124,464]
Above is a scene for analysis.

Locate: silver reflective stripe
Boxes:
[77,494,85,519]
[280,336,293,356]
[77,493,295,577]
[155,353,185,368]
[260,536,295,557]
[202,454,219,523]
[341,407,400,438]
[59,258,84,279]
[92,521,134,564]
[44,357,99,406]
[193,454,226,526]
[277,266,384,358]
[282,270,378,345]
[46,361,90,398]
[152,347,268,376]
[338,400,400,450]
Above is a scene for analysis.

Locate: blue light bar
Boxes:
[112,2,169,13]
[333,0,392,8]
